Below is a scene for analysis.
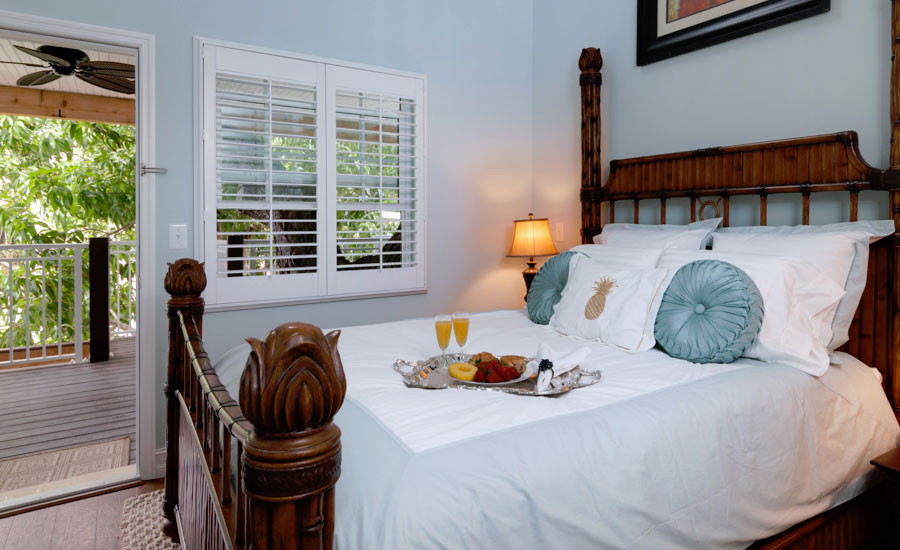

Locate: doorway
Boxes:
[0,11,157,511]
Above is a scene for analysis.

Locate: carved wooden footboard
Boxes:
[162,259,346,550]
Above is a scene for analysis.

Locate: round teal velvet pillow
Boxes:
[527,251,576,325]
[654,260,764,364]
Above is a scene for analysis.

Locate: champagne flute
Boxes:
[434,314,452,360]
[452,312,469,355]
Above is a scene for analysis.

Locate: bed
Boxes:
[206,309,897,549]
[159,7,900,550]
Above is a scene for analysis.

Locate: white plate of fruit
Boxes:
[448,353,532,386]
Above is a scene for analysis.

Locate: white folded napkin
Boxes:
[527,343,592,393]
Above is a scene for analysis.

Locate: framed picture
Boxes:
[637,0,830,66]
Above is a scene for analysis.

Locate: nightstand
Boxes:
[871,446,900,547]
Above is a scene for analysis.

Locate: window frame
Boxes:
[193,38,427,311]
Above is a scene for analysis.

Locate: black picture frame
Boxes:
[637,0,830,66]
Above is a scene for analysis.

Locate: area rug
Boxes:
[0,435,130,494]
[118,489,180,549]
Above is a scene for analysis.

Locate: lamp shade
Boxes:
[508,213,559,257]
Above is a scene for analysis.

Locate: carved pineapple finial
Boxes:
[240,322,346,434]
[584,277,617,320]
[164,258,207,297]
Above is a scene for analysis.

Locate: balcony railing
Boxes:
[109,240,137,339]
[0,238,136,368]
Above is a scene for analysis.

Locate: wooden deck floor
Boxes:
[0,338,136,464]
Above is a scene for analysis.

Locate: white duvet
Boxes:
[215,309,900,550]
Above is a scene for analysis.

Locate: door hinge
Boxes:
[140,164,168,176]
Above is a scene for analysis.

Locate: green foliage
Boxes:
[0,115,135,244]
[0,115,135,353]
[218,135,404,270]
[334,139,402,263]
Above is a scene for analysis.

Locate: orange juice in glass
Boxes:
[452,312,469,354]
[435,314,452,358]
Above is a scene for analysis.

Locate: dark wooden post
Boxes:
[239,323,347,550]
[579,47,603,244]
[227,235,244,277]
[891,0,900,170]
[162,259,207,542]
[890,0,900,413]
[88,237,109,362]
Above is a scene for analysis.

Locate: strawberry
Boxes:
[486,370,502,383]
[482,359,500,371]
[473,369,485,383]
[498,367,511,382]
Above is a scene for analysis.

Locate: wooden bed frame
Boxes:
[159,5,900,549]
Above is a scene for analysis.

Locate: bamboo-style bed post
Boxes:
[889,0,900,411]
[162,259,207,541]
[580,47,603,243]
[891,0,900,170]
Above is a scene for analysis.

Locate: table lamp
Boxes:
[507,213,559,300]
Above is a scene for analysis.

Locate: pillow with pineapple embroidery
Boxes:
[549,254,670,352]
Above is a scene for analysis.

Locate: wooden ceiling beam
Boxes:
[0,85,134,125]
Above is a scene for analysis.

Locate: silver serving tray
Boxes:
[393,352,601,397]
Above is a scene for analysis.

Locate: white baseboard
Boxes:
[156,447,166,478]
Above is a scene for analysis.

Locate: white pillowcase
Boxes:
[716,220,894,243]
[593,229,712,250]
[715,220,894,350]
[592,218,722,247]
[659,249,845,376]
[551,254,669,352]
[567,244,662,269]
[712,230,870,350]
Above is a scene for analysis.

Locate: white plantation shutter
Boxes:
[200,43,425,306]
[203,46,326,305]
[326,66,425,295]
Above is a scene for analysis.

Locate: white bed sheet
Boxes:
[215,309,900,549]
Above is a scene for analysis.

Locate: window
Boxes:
[199,43,426,307]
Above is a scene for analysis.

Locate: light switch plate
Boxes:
[169,224,187,249]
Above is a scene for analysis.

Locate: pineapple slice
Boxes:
[448,362,478,381]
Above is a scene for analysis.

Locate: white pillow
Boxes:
[712,230,869,350]
[715,221,894,350]
[593,229,711,250]
[716,220,894,243]
[550,254,669,352]
[592,218,722,246]
[566,244,662,269]
[659,249,845,376]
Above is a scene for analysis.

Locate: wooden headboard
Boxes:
[577,46,900,411]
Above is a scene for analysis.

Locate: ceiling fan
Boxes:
[0,44,135,94]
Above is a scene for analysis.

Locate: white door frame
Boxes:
[0,10,158,480]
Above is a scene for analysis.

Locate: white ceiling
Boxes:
[0,36,135,98]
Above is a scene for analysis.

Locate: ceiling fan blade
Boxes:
[76,72,135,94]
[79,61,135,79]
[17,70,61,87]
[0,60,45,68]
[14,45,71,68]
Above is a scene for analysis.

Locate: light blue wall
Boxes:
[0,0,535,445]
[533,1,891,249]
